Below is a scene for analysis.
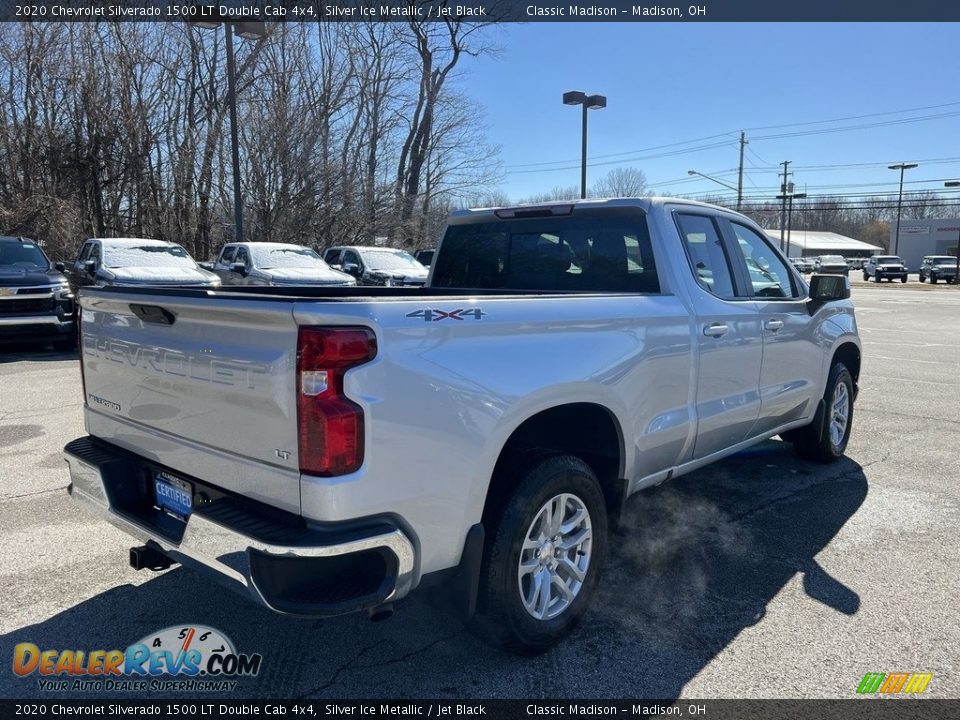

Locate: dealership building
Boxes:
[890,219,960,269]
[762,229,882,260]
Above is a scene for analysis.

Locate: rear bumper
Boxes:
[64,436,416,617]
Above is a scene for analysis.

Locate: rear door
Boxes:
[720,219,821,434]
[674,211,764,459]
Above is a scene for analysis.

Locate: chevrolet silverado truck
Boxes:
[64,199,860,653]
[0,236,76,349]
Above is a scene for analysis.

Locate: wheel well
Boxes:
[833,342,861,385]
[483,403,625,526]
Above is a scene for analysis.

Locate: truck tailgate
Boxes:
[79,289,302,511]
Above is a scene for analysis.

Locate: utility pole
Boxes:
[737,131,747,212]
[779,161,792,251]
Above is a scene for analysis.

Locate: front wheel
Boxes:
[790,362,855,463]
[862,271,869,281]
[901,275,908,283]
[472,454,608,654]
[930,276,937,284]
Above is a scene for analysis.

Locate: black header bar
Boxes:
[2,0,960,22]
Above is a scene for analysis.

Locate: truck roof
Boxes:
[448,196,738,222]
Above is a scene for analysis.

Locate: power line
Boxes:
[504,100,960,174]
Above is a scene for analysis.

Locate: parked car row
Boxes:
[789,253,958,284]
[1,234,435,349]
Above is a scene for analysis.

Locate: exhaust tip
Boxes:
[368,603,394,623]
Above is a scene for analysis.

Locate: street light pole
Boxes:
[563,91,607,199]
[224,26,243,244]
[786,192,806,257]
[188,21,265,245]
[776,190,806,258]
[889,162,918,256]
[945,181,960,283]
[580,102,588,200]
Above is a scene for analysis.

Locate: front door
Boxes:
[721,220,821,434]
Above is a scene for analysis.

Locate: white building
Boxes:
[890,219,960,269]
[762,230,883,259]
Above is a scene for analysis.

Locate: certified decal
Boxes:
[406,308,486,322]
[13,624,261,693]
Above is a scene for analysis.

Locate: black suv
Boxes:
[918,255,958,284]
[0,236,77,349]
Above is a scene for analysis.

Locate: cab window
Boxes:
[235,247,251,268]
[220,246,237,265]
[675,213,735,299]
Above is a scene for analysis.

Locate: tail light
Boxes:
[297,327,377,476]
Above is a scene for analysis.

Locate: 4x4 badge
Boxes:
[406,308,486,322]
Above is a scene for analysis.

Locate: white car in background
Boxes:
[213,242,356,287]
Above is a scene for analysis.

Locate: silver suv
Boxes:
[863,255,908,283]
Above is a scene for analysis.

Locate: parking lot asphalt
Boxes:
[1,284,958,700]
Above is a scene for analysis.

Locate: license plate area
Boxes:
[153,470,193,519]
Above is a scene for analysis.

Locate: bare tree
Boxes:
[591,167,648,198]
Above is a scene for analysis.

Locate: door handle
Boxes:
[765,319,785,332]
[703,323,729,338]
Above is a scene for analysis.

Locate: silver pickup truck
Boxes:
[64,198,860,653]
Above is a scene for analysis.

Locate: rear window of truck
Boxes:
[432,210,659,293]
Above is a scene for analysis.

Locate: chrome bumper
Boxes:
[0,315,73,326]
[65,437,416,617]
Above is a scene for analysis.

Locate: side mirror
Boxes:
[229,262,248,277]
[329,264,342,271]
[83,260,96,276]
[808,273,850,312]
[55,261,65,272]
[342,262,360,276]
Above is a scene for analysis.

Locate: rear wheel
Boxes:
[790,362,854,463]
[472,454,608,654]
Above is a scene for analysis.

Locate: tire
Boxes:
[930,276,937,284]
[862,271,869,281]
[472,453,608,655]
[901,275,908,283]
[791,362,855,463]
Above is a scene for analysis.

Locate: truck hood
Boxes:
[263,267,356,285]
[0,267,68,287]
[104,266,220,286]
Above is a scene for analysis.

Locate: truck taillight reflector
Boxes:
[296,327,377,477]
